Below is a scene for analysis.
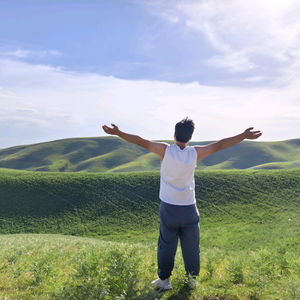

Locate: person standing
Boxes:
[102,117,262,290]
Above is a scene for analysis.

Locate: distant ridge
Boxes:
[0,137,300,172]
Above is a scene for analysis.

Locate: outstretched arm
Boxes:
[195,127,262,162]
[102,124,168,161]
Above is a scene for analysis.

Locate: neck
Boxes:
[175,141,187,150]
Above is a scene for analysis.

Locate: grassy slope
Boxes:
[2,234,300,300]
[0,137,300,172]
[1,168,300,251]
[0,168,160,239]
[1,169,300,299]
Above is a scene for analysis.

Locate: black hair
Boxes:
[174,117,195,143]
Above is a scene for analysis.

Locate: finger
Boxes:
[102,125,111,132]
[251,133,262,139]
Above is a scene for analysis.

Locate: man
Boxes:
[102,117,262,290]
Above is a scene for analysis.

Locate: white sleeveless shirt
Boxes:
[159,144,197,205]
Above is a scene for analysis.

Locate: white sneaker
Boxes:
[150,278,172,290]
[188,277,198,289]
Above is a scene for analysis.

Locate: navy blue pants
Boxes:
[157,201,200,280]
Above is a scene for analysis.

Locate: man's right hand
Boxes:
[195,127,262,162]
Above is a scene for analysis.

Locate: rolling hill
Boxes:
[1,168,300,248]
[0,137,300,172]
[1,168,300,300]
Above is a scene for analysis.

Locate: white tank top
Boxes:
[159,144,197,205]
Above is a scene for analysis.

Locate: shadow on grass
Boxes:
[163,286,193,300]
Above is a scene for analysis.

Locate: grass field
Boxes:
[1,233,300,300]
[1,137,300,172]
[1,168,300,243]
[1,168,300,299]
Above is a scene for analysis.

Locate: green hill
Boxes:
[1,169,300,299]
[1,168,300,249]
[0,137,300,172]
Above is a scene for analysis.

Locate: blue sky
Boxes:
[0,0,300,148]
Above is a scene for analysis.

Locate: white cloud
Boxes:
[2,48,62,59]
[160,12,180,23]
[0,58,300,148]
[144,0,300,74]
[205,52,256,73]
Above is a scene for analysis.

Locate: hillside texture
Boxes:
[1,168,300,249]
[1,169,300,299]
[0,137,300,172]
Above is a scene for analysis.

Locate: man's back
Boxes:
[160,144,197,205]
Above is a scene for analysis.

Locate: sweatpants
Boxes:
[157,201,200,280]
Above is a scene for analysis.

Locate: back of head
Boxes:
[175,117,195,143]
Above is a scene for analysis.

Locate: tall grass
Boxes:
[1,235,300,299]
[0,235,160,300]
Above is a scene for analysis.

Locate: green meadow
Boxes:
[1,137,300,172]
[1,168,300,299]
